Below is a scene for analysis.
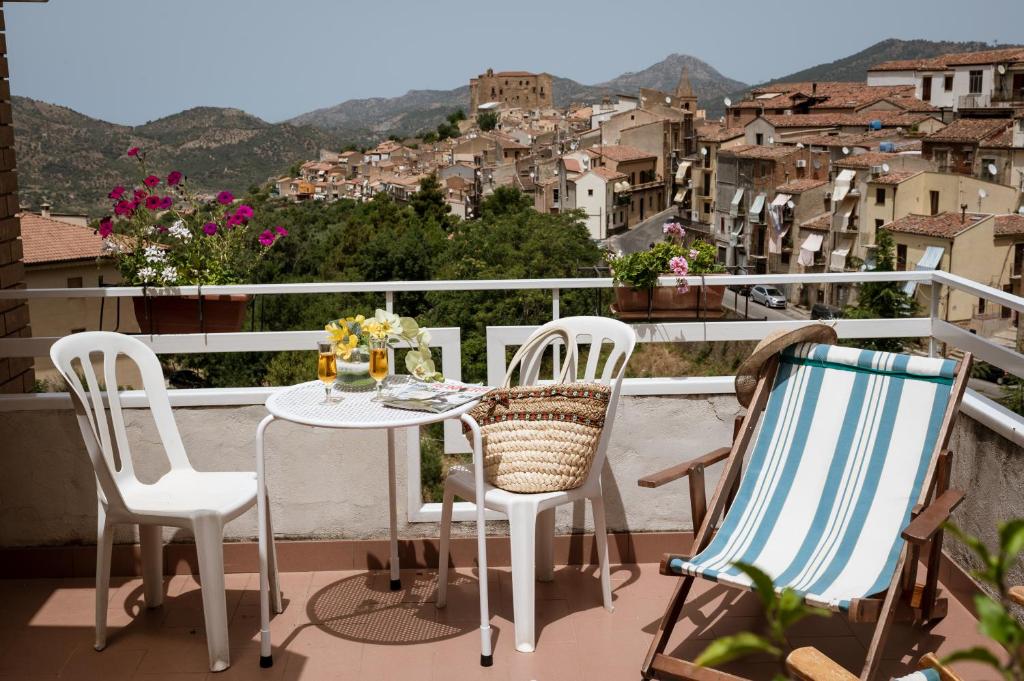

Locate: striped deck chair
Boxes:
[638,343,972,681]
[785,648,946,681]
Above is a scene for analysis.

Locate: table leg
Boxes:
[461,414,493,667]
[256,414,275,668]
[386,428,401,591]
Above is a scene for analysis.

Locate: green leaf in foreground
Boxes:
[695,632,782,669]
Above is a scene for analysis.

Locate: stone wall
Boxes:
[0,4,32,394]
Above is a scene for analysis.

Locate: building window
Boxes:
[587,188,594,197]
[875,218,884,231]
[944,74,953,91]
[896,244,908,271]
[969,70,983,94]
[67,276,83,288]
[922,76,932,101]
[875,187,886,205]
[553,188,559,203]
[755,133,764,145]
[978,298,986,314]
[929,190,940,215]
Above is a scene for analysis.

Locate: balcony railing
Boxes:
[2,270,1024,524]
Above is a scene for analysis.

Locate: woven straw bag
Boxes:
[466,327,611,493]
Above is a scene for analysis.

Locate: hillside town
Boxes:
[273,50,1024,328]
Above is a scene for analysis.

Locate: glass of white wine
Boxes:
[368,338,389,401]
[317,341,339,403]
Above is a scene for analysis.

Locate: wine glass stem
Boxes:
[325,385,330,403]
[376,381,382,400]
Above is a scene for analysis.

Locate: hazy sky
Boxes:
[7,0,1024,125]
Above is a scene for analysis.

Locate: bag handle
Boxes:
[502,325,577,388]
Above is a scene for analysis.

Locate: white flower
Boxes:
[161,266,177,283]
[137,266,157,281]
[168,220,191,241]
[144,246,166,263]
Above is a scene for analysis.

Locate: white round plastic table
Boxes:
[253,380,495,668]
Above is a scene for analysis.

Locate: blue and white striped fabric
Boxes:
[669,343,958,611]
[893,669,941,681]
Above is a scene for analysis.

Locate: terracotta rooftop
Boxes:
[833,151,905,169]
[979,125,1017,149]
[588,166,628,181]
[760,111,936,129]
[995,214,1024,236]
[871,47,1024,71]
[870,170,923,185]
[776,178,828,193]
[801,213,832,230]
[885,211,989,238]
[734,83,931,112]
[591,145,656,162]
[563,158,584,173]
[696,125,745,143]
[720,144,800,160]
[924,118,1011,144]
[19,212,107,265]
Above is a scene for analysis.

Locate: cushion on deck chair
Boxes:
[669,343,958,611]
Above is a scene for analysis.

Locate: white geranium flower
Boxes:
[161,266,177,283]
[144,246,166,263]
[168,220,191,241]
[137,266,157,281]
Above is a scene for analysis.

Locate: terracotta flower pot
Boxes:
[132,295,250,334]
[613,275,726,319]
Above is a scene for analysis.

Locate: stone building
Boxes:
[469,69,553,113]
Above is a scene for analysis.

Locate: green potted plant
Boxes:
[96,147,287,333]
[606,221,726,319]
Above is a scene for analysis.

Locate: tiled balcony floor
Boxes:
[0,564,996,680]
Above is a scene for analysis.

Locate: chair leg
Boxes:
[860,547,908,681]
[139,524,164,609]
[535,507,556,583]
[94,506,113,651]
[193,515,230,673]
[264,493,282,615]
[508,504,538,653]
[437,485,455,608]
[591,496,614,613]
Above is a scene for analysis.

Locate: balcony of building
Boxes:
[1,272,1023,680]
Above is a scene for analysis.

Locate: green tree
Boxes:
[447,109,466,124]
[842,229,918,352]
[477,110,499,132]
[409,173,453,228]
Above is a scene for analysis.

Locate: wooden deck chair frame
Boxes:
[637,351,973,681]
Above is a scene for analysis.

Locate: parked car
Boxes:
[750,285,787,309]
[811,303,843,320]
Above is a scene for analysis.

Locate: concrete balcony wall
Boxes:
[0,394,740,548]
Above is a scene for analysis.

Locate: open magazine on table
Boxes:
[379,379,493,413]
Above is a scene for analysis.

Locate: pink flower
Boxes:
[127,147,140,157]
[273,225,288,237]
[663,221,685,240]
[144,195,161,210]
[114,200,135,216]
[108,186,125,199]
[167,171,183,186]
[676,283,691,295]
[143,175,160,188]
[669,255,689,277]
[202,222,218,236]
[216,191,234,205]
[258,230,275,247]
[235,204,254,219]
[225,214,243,228]
[97,217,113,238]
[158,196,173,210]
[133,189,147,201]
[689,249,699,259]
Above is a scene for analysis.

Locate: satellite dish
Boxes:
[796,142,805,149]
[665,96,672,104]
[988,163,998,176]
[998,64,1008,75]
[723,97,732,107]
[979,188,988,199]
[813,159,822,169]
[700,147,708,156]
[786,200,796,209]
[1019,206,1024,216]
[842,146,850,155]
[768,136,775,145]
[881,163,891,173]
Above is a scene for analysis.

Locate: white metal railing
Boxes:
[3,269,1024,520]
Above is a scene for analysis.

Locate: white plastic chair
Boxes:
[437,316,636,653]
[49,331,282,673]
